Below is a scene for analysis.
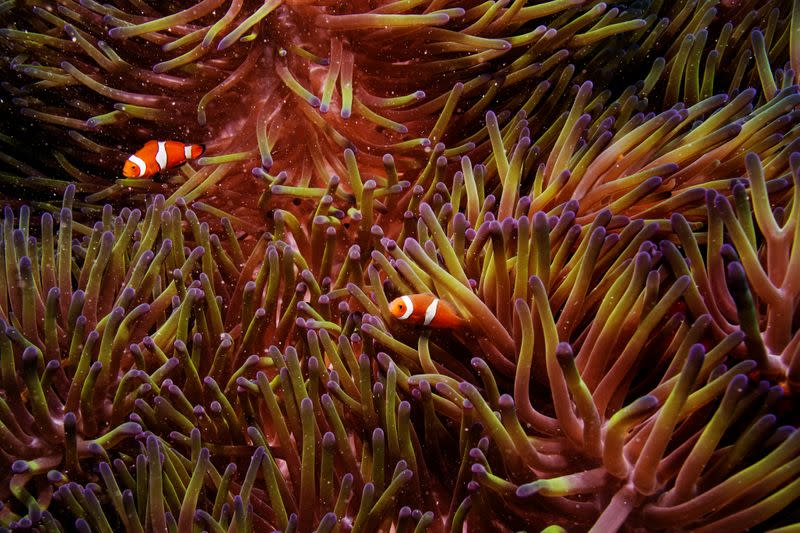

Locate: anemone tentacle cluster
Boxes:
[1,0,800,531]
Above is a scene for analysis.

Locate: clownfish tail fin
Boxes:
[188,143,206,160]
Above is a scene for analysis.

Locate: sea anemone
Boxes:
[1,0,800,531]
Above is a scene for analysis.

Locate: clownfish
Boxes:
[388,294,466,329]
[122,140,205,179]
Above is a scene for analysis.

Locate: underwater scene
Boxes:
[1,0,799,531]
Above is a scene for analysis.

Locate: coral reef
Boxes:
[0,0,799,531]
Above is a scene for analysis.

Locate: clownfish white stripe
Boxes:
[423,298,439,326]
[399,295,414,320]
[127,154,147,178]
[155,141,168,170]
[184,144,193,159]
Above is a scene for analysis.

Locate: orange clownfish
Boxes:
[122,140,205,179]
[388,294,466,329]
